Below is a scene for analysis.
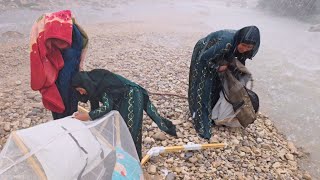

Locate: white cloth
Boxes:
[211,91,242,127]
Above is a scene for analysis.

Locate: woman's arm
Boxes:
[200,40,230,69]
[88,92,114,120]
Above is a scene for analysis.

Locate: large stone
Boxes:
[153,132,167,141]
[166,157,174,164]
[22,118,31,128]
[303,172,312,180]
[15,80,22,85]
[209,135,219,143]
[239,146,251,153]
[256,138,263,143]
[161,141,168,146]
[287,142,298,154]
[264,119,273,126]
[239,152,246,157]
[231,138,240,145]
[184,151,193,159]
[174,167,181,173]
[199,166,206,173]
[148,165,157,175]
[261,144,272,150]
[144,137,154,144]
[188,157,198,163]
[4,123,10,132]
[165,173,176,180]
[285,153,294,161]
[172,120,183,125]
[272,162,281,169]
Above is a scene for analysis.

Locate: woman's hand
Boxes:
[73,112,90,121]
[218,65,228,72]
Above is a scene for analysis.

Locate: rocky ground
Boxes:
[0,21,314,179]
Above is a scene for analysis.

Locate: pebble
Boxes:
[153,132,167,141]
[165,172,176,180]
[4,123,11,132]
[188,157,198,163]
[285,153,294,161]
[148,165,157,175]
[272,162,281,169]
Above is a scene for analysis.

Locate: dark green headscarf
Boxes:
[233,26,261,63]
[71,69,129,102]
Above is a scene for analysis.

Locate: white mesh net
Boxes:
[0,111,144,180]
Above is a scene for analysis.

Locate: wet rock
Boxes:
[199,166,206,173]
[172,120,182,125]
[166,157,174,164]
[287,142,298,154]
[34,96,42,102]
[261,144,272,151]
[288,161,297,170]
[148,165,157,175]
[188,157,198,163]
[27,108,42,117]
[21,118,31,128]
[252,147,261,155]
[161,141,168,146]
[153,132,167,141]
[144,137,154,144]
[272,162,281,169]
[184,152,193,159]
[278,149,287,160]
[256,138,263,143]
[0,128,4,136]
[212,161,222,168]
[165,172,175,180]
[209,135,219,143]
[239,152,246,157]
[255,167,262,173]
[4,123,10,132]
[264,119,273,126]
[26,94,37,100]
[239,146,251,153]
[285,153,294,161]
[303,172,312,180]
[242,163,248,168]
[231,138,240,145]
[15,80,22,85]
[174,167,181,173]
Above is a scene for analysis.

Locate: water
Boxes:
[0,0,319,176]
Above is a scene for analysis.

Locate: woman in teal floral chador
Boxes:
[188,26,260,139]
[71,69,177,159]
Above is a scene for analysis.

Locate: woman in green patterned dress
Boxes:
[188,26,260,139]
[71,69,177,159]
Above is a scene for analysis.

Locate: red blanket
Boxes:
[30,10,73,113]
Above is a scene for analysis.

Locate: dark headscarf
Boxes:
[71,69,128,102]
[233,26,260,64]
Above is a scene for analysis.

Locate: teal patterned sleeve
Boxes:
[89,92,113,120]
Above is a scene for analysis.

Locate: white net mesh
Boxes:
[0,111,144,180]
